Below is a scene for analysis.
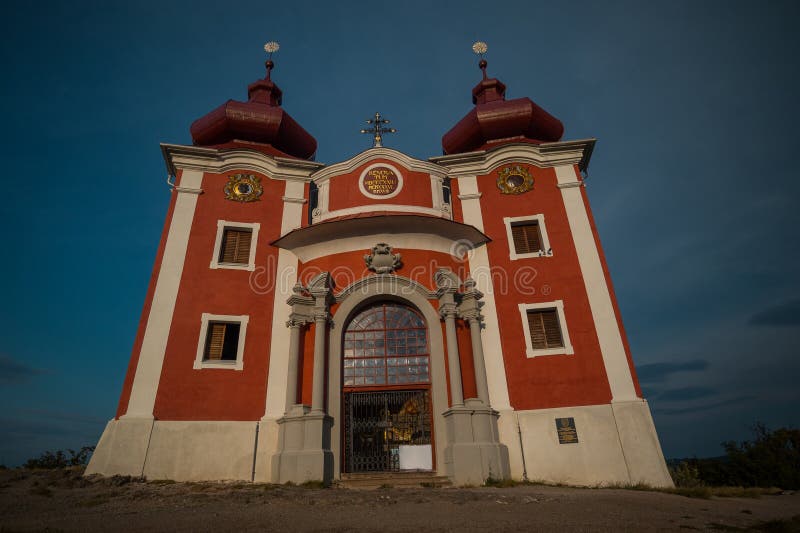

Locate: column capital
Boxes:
[439,302,458,321]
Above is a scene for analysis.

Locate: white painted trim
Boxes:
[161,144,323,183]
[459,175,512,411]
[430,140,595,174]
[209,220,260,272]
[263,179,304,421]
[311,146,445,183]
[503,214,553,260]
[357,162,404,200]
[123,170,204,419]
[458,192,482,200]
[518,300,574,358]
[314,204,449,222]
[281,196,307,204]
[290,232,462,263]
[193,313,249,371]
[174,186,203,194]
[430,174,444,210]
[555,165,637,401]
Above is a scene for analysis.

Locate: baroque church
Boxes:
[86,43,673,487]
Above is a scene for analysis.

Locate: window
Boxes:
[204,322,241,361]
[526,309,562,349]
[343,303,430,387]
[503,214,552,260]
[194,313,249,370]
[210,220,260,271]
[219,228,251,264]
[518,301,574,358]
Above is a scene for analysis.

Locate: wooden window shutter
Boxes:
[220,228,252,264]
[205,323,227,360]
[527,309,564,350]
[511,222,542,255]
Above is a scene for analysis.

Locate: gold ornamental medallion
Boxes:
[224,174,263,202]
[496,165,534,194]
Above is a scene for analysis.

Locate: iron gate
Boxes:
[343,389,432,473]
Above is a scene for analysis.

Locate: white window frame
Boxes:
[210,220,260,271]
[518,300,574,358]
[503,214,552,260]
[194,313,249,370]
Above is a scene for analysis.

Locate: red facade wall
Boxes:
[326,158,435,212]
[146,170,283,420]
[467,165,614,410]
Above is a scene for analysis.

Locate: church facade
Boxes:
[86,50,673,487]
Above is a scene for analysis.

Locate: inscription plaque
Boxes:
[362,166,400,196]
[555,417,578,444]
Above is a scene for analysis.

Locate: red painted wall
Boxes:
[466,164,614,410]
[326,159,434,212]
[146,169,284,420]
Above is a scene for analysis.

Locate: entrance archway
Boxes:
[342,302,433,473]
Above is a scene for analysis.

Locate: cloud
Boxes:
[657,386,716,402]
[653,395,754,416]
[637,359,709,384]
[749,299,800,327]
[0,355,45,385]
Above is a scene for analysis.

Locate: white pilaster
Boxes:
[458,175,512,411]
[123,170,203,418]
[263,179,305,419]
[554,166,637,401]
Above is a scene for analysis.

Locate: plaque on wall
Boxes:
[358,163,403,199]
[555,417,578,444]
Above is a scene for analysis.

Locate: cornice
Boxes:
[311,147,445,183]
[161,143,325,182]
[428,139,596,175]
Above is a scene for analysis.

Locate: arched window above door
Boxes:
[343,303,429,387]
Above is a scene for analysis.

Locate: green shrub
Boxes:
[24,446,95,469]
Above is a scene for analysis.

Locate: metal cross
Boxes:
[360,112,396,148]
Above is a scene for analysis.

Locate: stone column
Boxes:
[307,272,333,414]
[284,317,304,412]
[460,277,490,405]
[435,269,464,407]
[310,308,328,413]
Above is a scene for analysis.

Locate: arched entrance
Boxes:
[342,302,434,473]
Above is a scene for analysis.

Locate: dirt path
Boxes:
[0,469,798,532]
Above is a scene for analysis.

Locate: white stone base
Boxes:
[86,418,258,482]
[507,400,673,487]
[443,399,511,486]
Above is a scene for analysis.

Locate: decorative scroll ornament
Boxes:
[496,164,534,195]
[224,174,263,202]
[364,243,402,274]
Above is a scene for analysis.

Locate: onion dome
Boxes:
[442,54,564,155]
[190,55,317,160]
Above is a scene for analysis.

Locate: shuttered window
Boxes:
[203,322,241,361]
[526,309,564,350]
[511,222,543,255]
[219,228,252,264]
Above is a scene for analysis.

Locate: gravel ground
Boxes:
[0,468,798,532]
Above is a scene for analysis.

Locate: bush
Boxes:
[673,425,799,490]
[24,446,95,469]
[669,460,704,488]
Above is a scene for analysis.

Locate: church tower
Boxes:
[87,43,672,487]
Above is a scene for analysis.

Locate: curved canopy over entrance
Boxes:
[342,302,433,473]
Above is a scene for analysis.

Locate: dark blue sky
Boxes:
[1,0,798,466]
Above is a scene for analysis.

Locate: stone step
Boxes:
[336,472,452,489]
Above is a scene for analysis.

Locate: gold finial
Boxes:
[263,41,280,79]
[472,41,489,79]
[360,112,396,148]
